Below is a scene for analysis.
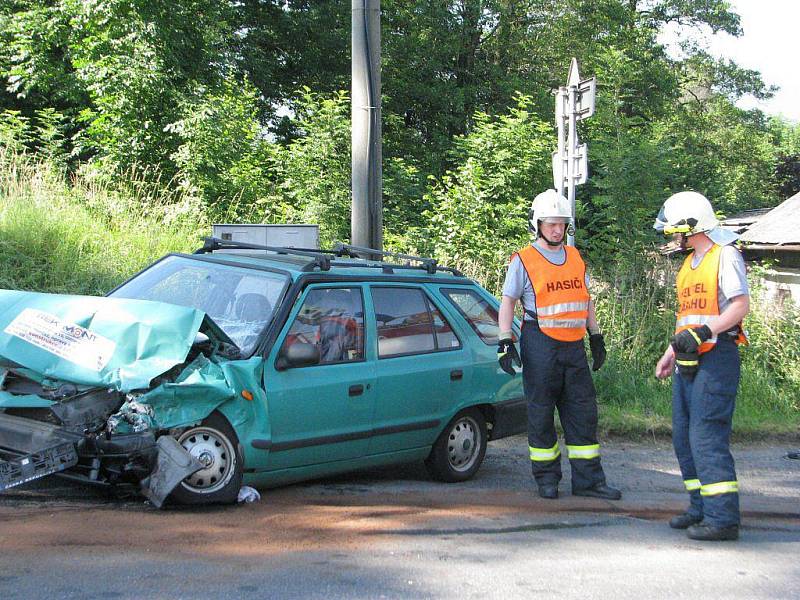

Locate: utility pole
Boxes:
[552,58,595,246]
[351,0,382,252]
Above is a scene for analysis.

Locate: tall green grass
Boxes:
[0,149,204,294]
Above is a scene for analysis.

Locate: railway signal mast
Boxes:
[552,58,595,246]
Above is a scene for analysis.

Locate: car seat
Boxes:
[316,290,360,363]
[235,293,272,322]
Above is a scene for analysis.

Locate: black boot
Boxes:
[537,484,558,499]
[669,512,703,529]
[687,522,739,541]
[572,483,621,500]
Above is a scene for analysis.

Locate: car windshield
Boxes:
[109,255,289,355]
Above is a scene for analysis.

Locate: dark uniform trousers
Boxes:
[672,335,740,527]
[521,321,606,491]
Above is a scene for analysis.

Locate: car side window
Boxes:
[441,287,516,345]
[431,299,460,350]
[281,287,365,365]
[371,287,460,358]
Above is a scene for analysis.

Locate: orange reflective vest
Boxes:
[675,244,746,354]
[514,245,590,342]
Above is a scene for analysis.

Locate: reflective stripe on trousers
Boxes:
[701,480,739,496]
[529,442,561,462]
[567,444,600,459]
[685,478,739,495]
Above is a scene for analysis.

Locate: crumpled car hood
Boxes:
[0,289,230,393]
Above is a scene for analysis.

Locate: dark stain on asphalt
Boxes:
[742,524,800,535]
[573,506,800,527]
[371,516,633,536]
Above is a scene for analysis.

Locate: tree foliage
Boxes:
[423,94,553,286]
[0,0,794,276]
[167,77,278,216]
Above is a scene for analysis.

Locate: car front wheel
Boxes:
[425,408,487,483]
[170,412,243,505]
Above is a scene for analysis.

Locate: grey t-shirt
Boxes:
[501,244,590,320]
[690,244,749,314]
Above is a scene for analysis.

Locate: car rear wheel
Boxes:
[425,408,487,482]
[170,412,243,505]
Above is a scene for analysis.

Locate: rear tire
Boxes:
[425,408,487,482]
[169,412,243,505]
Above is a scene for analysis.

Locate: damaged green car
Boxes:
[0,240,524,507]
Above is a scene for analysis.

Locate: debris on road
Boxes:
[237,485,261,503]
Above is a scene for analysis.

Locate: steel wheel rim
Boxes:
[447,415,481,473]
[177,426,236,494]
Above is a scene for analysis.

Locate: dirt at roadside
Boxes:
[0,438,797,559]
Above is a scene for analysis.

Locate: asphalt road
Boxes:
[1,436,798,599]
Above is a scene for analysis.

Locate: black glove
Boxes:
[497,337,521,376]
[671,325,712,354]
[674,350,699,381]
[589,333,606,371]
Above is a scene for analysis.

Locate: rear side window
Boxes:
[441,287,514,345]
[371,287,460,358]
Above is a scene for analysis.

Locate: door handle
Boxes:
[349,384,364,397]
[450,369,463,381]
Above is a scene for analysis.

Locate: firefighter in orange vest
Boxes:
[654,191,750,542]
[498,189,621,501]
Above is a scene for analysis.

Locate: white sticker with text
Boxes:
[4,308,116,372]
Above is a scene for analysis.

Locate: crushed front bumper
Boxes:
[0,413,202,507]
[0,413,82,489]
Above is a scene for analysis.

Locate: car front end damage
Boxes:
[0,370,207,507]
[0,290,258,507]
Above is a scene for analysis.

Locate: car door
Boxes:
[263,284,376,470]
[367,284,469,455]
[437,285,525,438]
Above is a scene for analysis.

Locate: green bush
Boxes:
[421,94,553,289]
[168,77,282,220]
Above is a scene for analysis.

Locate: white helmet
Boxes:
[529,189,572,236]
[654,191,738,245]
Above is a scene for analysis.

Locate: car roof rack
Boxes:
[193,237,464,277]
[331,243,464,276]
[194,237,333,271]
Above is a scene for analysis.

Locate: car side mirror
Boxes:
[276,342,321,371]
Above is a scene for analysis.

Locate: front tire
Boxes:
[169,412,243,505]
[425,408,487,482]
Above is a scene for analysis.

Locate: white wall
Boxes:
[755,267,800,307]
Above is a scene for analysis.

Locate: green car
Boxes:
[0,240,524,506]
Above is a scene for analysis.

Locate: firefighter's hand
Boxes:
[655,346,675,379]
[671,325,712,354]
[674,350,699,381]
[497,335,521,377]
[589,333,606,371]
